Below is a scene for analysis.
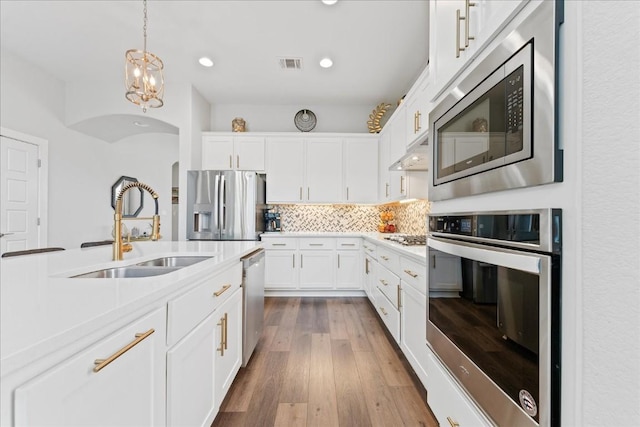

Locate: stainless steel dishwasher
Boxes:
[240,248,265,367]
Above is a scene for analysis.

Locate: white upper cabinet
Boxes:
[266,137,305,203]
[378,129,391,203]
[404,67,432,147]
[430,0,527,98]
[306,138,343,203]
[388,104,407,165]
[202,134,265,171]
[343,137,378,203]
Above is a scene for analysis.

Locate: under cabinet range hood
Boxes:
[390,138,429,171]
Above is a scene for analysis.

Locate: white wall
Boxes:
[0,50,113,249]
[211,103,375,133]
[0,50,182,249]
[430,2,640,424]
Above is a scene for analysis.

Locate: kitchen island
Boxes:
[0,240,261,426]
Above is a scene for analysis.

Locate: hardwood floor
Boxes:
[213,297,438,427]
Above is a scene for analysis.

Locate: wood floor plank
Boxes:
[279,330,312,403]
[307,333,339,427]
[274,403,308,427]
[342,301,373,352]
[265,297,287,326]
[271,297,301,351]
[332,339,372,427]
[351,296,378,320]
[211,411,247,427]
[389,386,438,427]
[353,350,405,427]
[243,351,289,426]
[363,316,413,387]
[312,298,330,333]
[220,325,278,412]
[327,298,350,340]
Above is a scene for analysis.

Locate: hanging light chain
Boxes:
[143,0,147,54]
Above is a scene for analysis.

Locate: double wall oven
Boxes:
[427,209,561,427]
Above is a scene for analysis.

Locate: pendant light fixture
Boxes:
[125,0,164,112]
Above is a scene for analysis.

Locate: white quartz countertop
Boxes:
[260,232,427,262]
[0,240,261,376]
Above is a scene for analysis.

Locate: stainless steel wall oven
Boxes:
[428,209,561,427]
[429,1,564,201]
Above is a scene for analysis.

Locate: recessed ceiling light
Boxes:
[198,57,214,67]
[133,121,149,128]
[322,0,338,4]
[319,57,333,68]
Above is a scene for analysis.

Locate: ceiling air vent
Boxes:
[278,57,303,70]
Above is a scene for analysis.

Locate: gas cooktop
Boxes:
[383,234,427,246]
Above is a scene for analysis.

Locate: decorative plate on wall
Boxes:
[294,109,317,132]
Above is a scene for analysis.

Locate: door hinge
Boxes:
[37,159,42,168]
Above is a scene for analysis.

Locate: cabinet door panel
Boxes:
[235,137,265,171]
[306,138,342,202]
[167,314,216,427]
[14,308,166,427]
[265,250,298,289]
[203,136,234,170]
[266,138,304,203]
[299,251,334,289]
[214,288,243,408]
[400,282,429,387]
[344,138,378,203]
[336,250,361,289]
[379,131,391,202]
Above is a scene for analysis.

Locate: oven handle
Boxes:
[427,236,543,274]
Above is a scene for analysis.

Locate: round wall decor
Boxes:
[294,109,317,132]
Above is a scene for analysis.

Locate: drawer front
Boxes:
[299,238,335,250]
[400,256,427,295]
[377,264,400,309]
[362,240,377,259]
[336,237,361,250]
[375,287,400,344]
[262,237,298,250]
[167,263,242,346]
[377,246,401,274]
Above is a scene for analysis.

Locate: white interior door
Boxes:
[1,135,40,254]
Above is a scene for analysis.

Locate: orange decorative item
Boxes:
[378,209,396,233]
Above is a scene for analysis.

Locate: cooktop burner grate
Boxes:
[383,234,427,246]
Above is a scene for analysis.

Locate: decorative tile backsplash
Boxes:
[270,200,429,235]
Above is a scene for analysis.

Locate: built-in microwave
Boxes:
[429,1,563,201]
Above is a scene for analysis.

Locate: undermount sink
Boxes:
[72,266,181,279]
[70,256,213,278]
[135,256,212,268]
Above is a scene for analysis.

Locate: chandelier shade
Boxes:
[125,0,164,112]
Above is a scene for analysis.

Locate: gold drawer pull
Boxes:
[404,269,418,278]
[380,279,388,286]
[447,417,460,427]
[272,243,287,246]
[380,255,389,261]
[379,307,388,316]
[341,243,356,246]
[93,328,155,373]
[213,284,232,297]
[309,243,324,246]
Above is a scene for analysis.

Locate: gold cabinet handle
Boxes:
[293,253,295,268]
[236,155,240,169]
[93,328,155,373]
[301,254,303,268]
[380,255,389,261]
[456,9,465,58]
[400,175,405,194]
[229,155,233,169]
[379,307,388,316]
[385,183,389,197]
[397,285,402,309]
[341,243,356,247]
[299,187,303,201]
[213,284,231,297]
[338,254,341,268]
[404,269,418,278]
[416,111,422,132]
[365,258,370,274]
[447,417,460,427]
[465,0,476,47]
[272,243,287,246]
[307,187,310,200]
[309,243,324,246]
[346,186,349,200]
[380,279,388,286]
[217,313,227,356]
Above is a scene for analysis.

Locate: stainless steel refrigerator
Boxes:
[187,170,266,240]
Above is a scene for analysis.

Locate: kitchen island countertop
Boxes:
[0,240,261,376]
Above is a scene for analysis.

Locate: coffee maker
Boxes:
[264,212,281,232]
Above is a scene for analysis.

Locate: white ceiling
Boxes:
[0,0,429,108]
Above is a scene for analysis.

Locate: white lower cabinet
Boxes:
[214,288,243,409]
[400,281,429,387]
[265,249,298,289]
[167,312,217,427]
[375,287,400,344]
[299,250,334,289]
[427,353,491,427]
[14,308,166,427]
